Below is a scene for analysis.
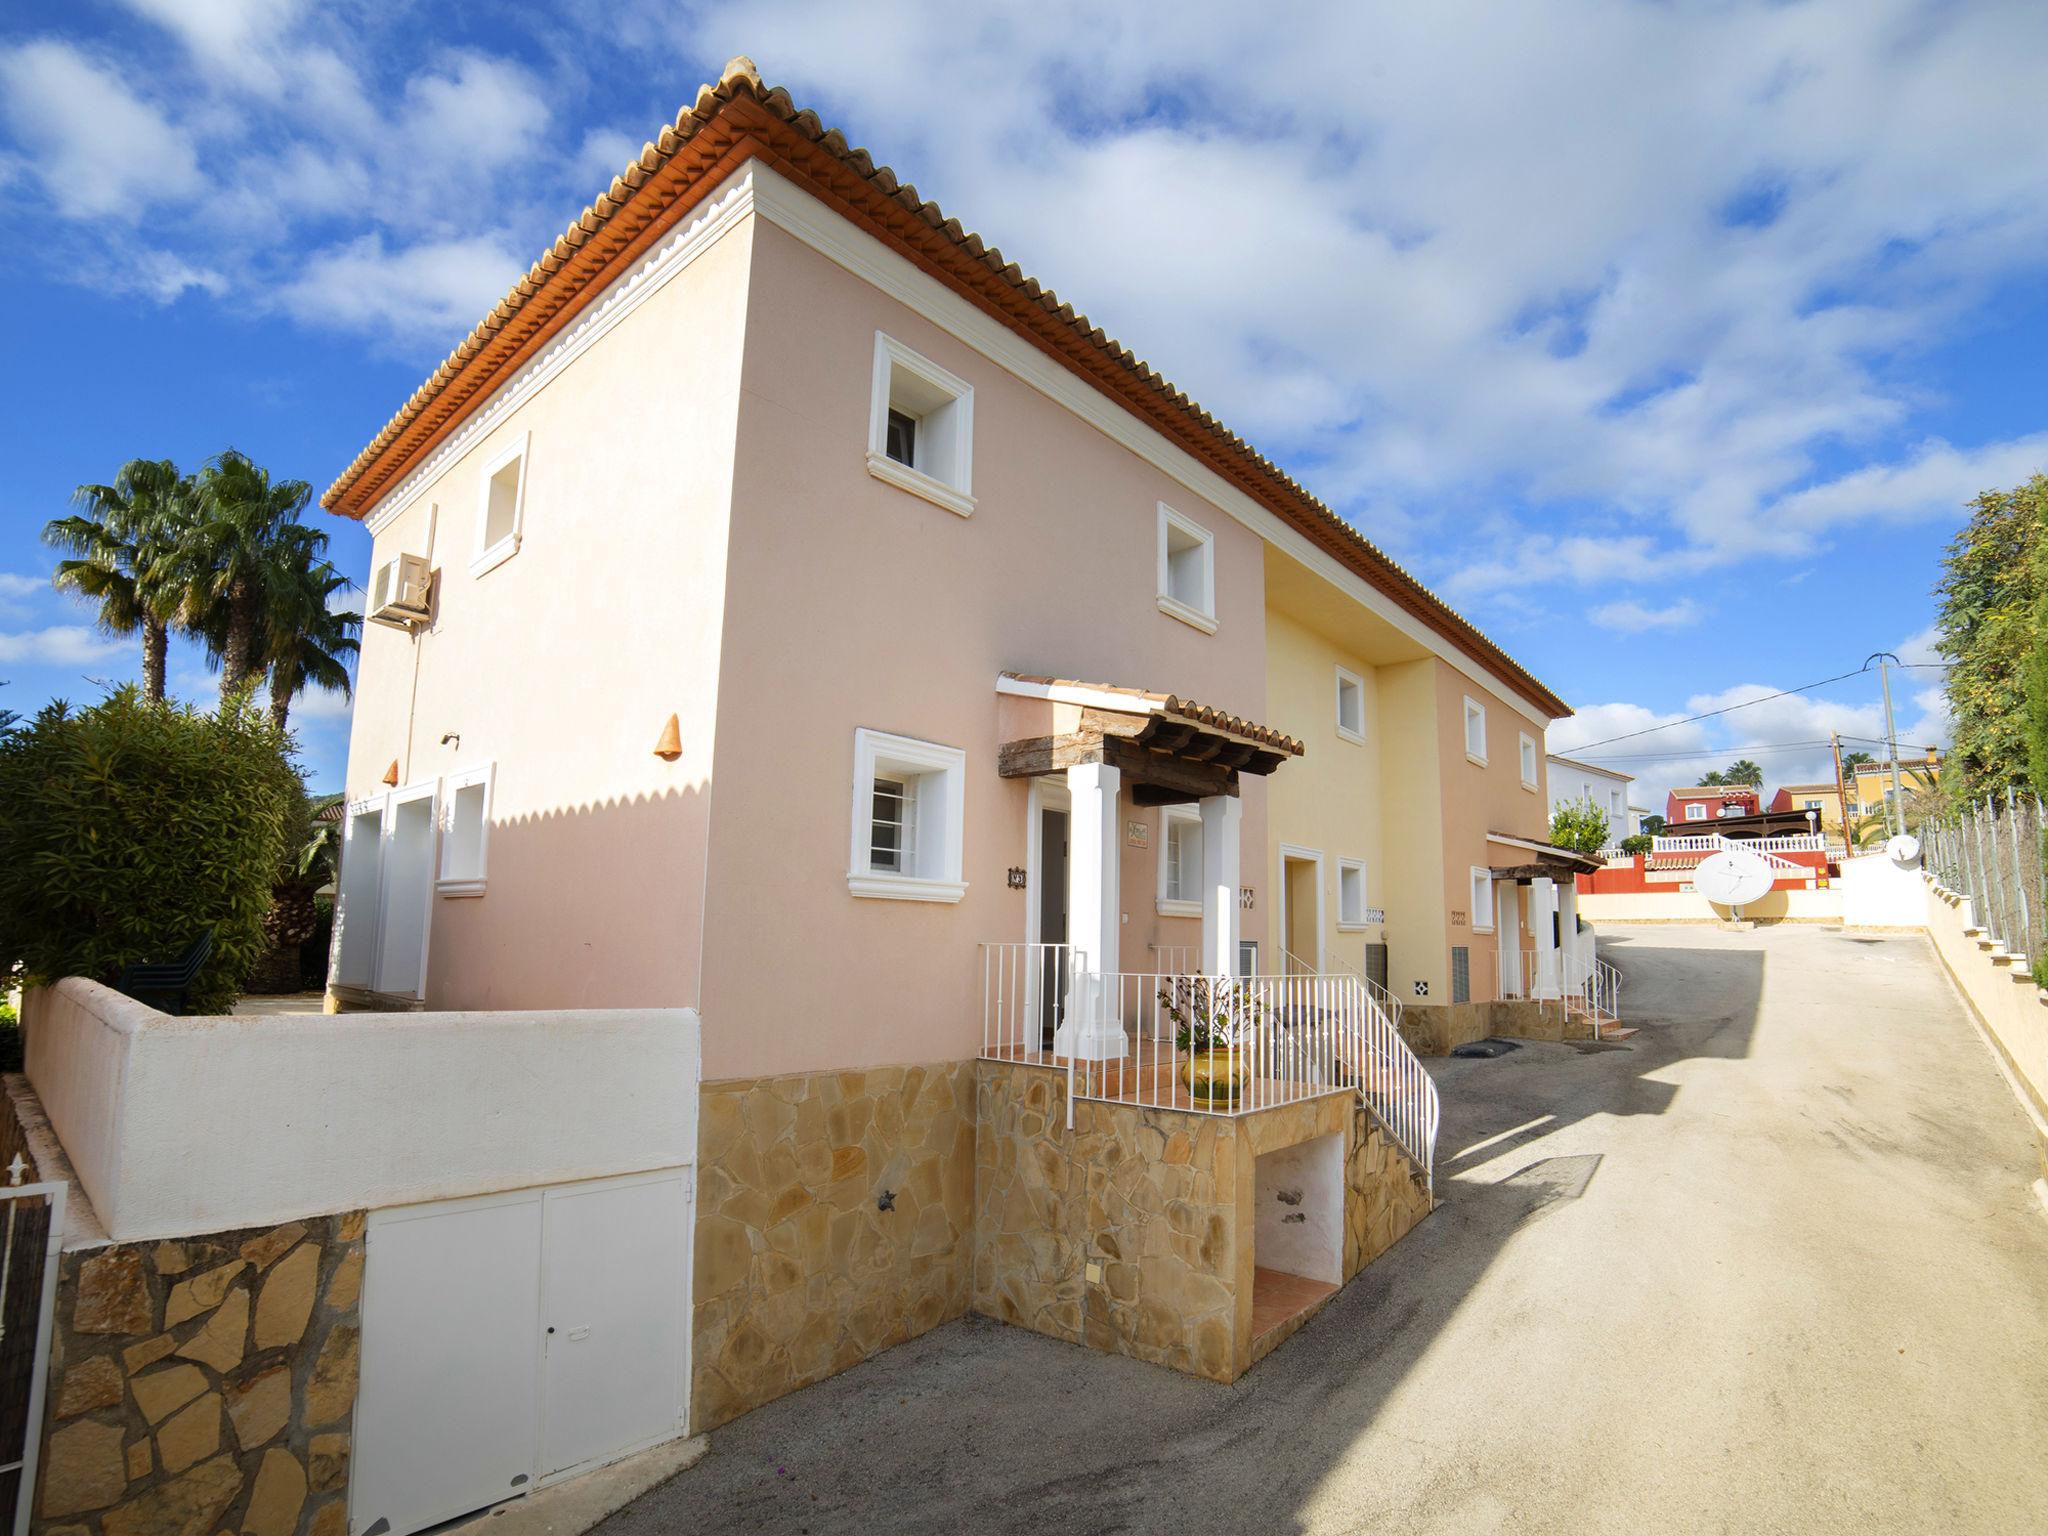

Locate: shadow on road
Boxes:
[595,938,1768,1536]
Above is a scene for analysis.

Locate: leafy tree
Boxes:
[1699,760,1761,787]
[249,787,344,994]
[1841,750,1874,773]
[1639,814,1667,836]
[1935,474,2047,800]
[1620,832,1653,855]
[1550,795,1611,855]
[0,686,297,1013]
[44,460,197,702]
[2029,527,2048,797]
[178,451,317,694]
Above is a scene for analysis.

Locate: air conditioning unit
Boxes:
[366,553,433,629]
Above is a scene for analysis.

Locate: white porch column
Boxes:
[1559,877,1582,971]
[1198,793,1241,978]
[1533,876,1560,998]
[1055,761,1127,1060]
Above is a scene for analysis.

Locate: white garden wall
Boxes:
[21,979,700,1241]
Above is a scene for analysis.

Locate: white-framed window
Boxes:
[1463,697,1487,765]
[1685,802,1708,821]
[438,762,495,897]
[1802,798,1824,811]
[1334,666,1365,744]
[1157,503,1217,633]
[471,432,529,577]
[1469,867,1495,933]
[1609,788,1624,821]
[867,333,975,517]
[1337,859,1367,929]
[1719,803,1741,818]
[848,728,967,901]
[1157,808,1204,917]
[1519,733,1538,790]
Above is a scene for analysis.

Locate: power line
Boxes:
[1564,659,1946,753]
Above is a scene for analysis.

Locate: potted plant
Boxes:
[1157,977,1250,1105]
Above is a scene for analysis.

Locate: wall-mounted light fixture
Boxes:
[653,714,682,760]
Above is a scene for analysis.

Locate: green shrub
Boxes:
[1550,795,1613,856]
[0,686,296,1014]
[1619,833,1653,855]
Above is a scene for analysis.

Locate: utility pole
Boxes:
[1831,731,1852,852]
[1866,652,1905,838]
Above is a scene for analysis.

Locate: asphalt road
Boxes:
[604,924,2048,1534]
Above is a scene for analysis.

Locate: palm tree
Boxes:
[261,533,361,732]
[178,450,315,695]
[43,459,194,702]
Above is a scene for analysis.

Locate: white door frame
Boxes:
[1275,843,1325,975]
[373,776,441,999]
[1023,777,1072,954]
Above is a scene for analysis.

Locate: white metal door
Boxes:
[373,780,439,998]
[351,1191,543,1536]
[538,1170,691,1482]
[330,800,385,990]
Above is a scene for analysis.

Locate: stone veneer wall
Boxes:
[974,1063,1434,1383]
[974,1064,1243,1380]
[34,1216,362,1536]
[1399,998,1578,1056]
[691,1063,975,1432]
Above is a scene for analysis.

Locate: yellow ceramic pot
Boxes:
[1181,1048,1246,1105]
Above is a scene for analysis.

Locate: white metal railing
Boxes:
[1497,948,1620,1039]
[1651,832,1823,855]
[1281,947,1403,1036]
[980,953,1439,1180]
[980,942,1083,1063]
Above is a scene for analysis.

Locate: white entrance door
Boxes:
[352,1171,693,1536]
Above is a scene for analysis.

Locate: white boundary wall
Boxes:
[1924,879,2048,1131]
[22,979,700,1242]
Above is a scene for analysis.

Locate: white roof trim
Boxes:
[996,675,1166,716]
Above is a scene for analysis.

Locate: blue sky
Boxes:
[2,1,2043,802]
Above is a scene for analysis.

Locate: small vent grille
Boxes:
[1450,946,1471,1005]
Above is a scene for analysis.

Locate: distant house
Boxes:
[1666,785,1761,824]
[1769,781,1845,840]
[1850,748,1942,823]
[1548,753,1634,844]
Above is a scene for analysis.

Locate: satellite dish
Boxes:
[1695,848,1776,909]
[1886,834,1921,866]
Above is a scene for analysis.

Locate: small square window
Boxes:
[438,763,494,896]
[849,728,967,901]
[1335,667,1365,744]
[1157,503,1217,633]
[1519,733,1538,790]
[1337,859,1367,928]
[868,333,974,516]
[1158,810,1204,915]
[1685,802,1708,821]
[1463,697,1488,764]
[1469,867,1495,933]
[471,432,529,577]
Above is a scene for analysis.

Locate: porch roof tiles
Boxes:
[999,672,1303,757]
[318,57,1570,723]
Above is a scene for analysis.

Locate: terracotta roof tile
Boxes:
[1002,673,1303,756]
[321,56,1570,720]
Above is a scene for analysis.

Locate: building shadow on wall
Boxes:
[591,941,1769,1536]
[413,786,709,1011]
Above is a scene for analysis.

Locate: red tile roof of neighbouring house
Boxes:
[319,59,1572,721]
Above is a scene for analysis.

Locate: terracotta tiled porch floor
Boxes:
[980,1044,1347,1115]
[1250,1266,1339,1351]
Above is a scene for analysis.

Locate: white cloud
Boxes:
[0,575,45,600]
[278,233,525,343]
[0,626,130,666]
[1587,598,1703,634]
[0,42,202,218]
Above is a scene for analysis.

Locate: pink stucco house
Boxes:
[318,61,1599,1436]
